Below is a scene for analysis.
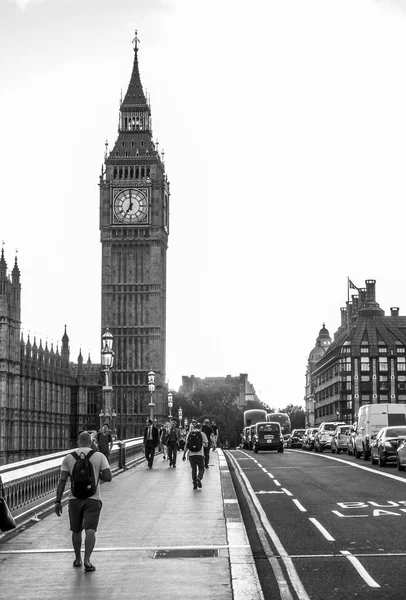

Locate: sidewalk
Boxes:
[0,449,263,600]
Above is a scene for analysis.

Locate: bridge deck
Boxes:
[0,450,262,600]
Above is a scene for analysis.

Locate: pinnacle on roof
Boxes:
[121,30,149,111]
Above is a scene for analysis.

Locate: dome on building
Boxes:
[318,323,330,338]
[308,323,332,362]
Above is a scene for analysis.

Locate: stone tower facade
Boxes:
[99,37,169,435]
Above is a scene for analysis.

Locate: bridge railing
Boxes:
[0,437,145,531]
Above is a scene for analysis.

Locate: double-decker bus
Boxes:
[266,412,291,435]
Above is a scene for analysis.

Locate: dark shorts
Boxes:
[68,498,102,533]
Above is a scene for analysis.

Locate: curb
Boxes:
[219,449,265,600]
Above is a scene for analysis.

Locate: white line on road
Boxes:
[228,453,311,600]
[340,550,380,588]
[309,518,335,541]
[292,499,307,512]
[282,488,293,497]
[274,480,281,486]
[267,472,275,479]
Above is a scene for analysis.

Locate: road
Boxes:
[225,446,406,600]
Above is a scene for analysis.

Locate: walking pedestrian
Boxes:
[182,420,208,490]
[54,431,112,572]
[96,423,113,460]
[202,419,214,469]
[166,420,181,467]
[211,420,219,450]
[143,419,159,468]
[160,421,171,460]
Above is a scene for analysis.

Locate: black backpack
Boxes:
[187,431,203,452]
[70,450,97,499]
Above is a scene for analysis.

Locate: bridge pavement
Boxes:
[0,449,263,600]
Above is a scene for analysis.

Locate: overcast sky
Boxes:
[1,0,406,410]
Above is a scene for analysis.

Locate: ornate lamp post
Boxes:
[178,406,183,428]
[148,369,156,421]
[101,327,114,431]
[168,392,173,419]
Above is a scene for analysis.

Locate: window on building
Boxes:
[379,347,388,354]
[379,358,388,371]
[361,357,370,372]
[397,357,406,371]
[360,347,369,354]
[397,348,405,354]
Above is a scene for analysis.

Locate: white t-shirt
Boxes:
[61,447,109,501]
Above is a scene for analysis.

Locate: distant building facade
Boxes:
[306,279,406,427]
[304,324,332,426]
[180,373,258,408]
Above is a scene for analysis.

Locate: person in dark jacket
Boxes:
[202,419,214,468]
[143,419,159,468]
[165,420,181,467]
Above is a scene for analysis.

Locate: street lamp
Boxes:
[178,406,183,428]
[101,327,114,430]
[168,391,173,419]
[336,410,340,422]
[148,369,156,421]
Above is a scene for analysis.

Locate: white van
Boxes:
[355,403,406,460]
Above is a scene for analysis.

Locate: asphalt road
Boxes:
[226,446,406,600]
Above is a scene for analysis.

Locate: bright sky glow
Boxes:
[1,0,406,410]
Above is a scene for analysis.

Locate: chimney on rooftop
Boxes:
[340,307,347,327]
[391,307,399,317]
[358,288,366,306]
[365,280,376,304]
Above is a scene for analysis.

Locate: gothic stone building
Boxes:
[306,279,406,427]
[0,249,103,464]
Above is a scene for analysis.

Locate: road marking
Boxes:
[332,510,368,518]
[274,480,282,486]
[228,451,310,600]
[282,488,293,497]
[261,467,267,472]
[292,499,307,512]
[256,491,285,495]
[309,518,335,541]
[340,550,380,588]
[267,472,275,479]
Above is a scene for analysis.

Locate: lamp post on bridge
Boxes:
[168,391,173,419]
[148,369,156,421]
[100,327,114,432]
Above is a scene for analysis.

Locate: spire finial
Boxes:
[132,30,140,51]
[104,139,108,160]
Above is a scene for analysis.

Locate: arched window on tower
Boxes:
[135,167,139,178]
[124,117,128,130]
[131,116,135,131]
[119,167,123,179]
[130,167,134,178]
[146,167,150,178]
[114,167,117,179]
[124,167,128,179]
[141,167,145,178]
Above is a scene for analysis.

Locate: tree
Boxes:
[277,404,306,429]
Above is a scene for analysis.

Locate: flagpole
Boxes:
[346,277,350,333]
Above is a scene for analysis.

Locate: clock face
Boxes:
[113,189,148,224]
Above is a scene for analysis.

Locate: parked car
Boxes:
[302,427,319,451]
[287,429,306,449]
[346,429,357,456]
[331,424,352,454]
[314,422,346,453]
[396,440,406,471]
[370,426,406,467]
[251,421,284,453]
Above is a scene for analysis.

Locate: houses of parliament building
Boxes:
[0,36,169,464]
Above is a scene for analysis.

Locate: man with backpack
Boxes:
[182,420,208,490]
[54,431,112,572]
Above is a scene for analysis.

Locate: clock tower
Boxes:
[100,34,169,436]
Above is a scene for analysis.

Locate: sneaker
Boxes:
[197,478,202,488]
[193,483,197,490]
